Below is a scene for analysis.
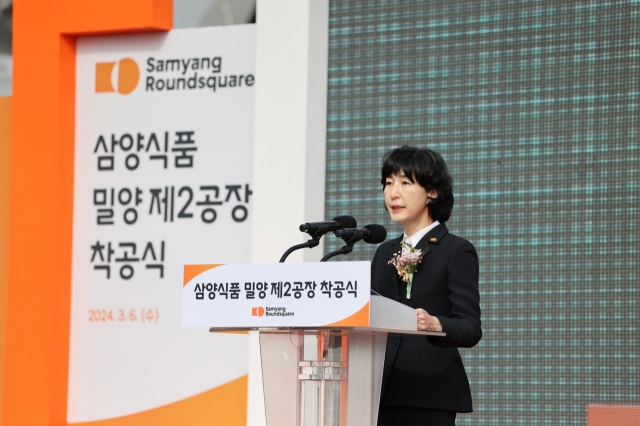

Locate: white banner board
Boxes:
[183,262,371,328]
[71,26,255,423]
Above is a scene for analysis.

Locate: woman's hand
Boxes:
[416,308,442,332]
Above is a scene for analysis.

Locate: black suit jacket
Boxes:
[371,223,482,413]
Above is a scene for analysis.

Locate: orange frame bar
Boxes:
[4,1,171,424]
[588,405,640,426]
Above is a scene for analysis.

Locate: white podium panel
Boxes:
[182,262,445,426]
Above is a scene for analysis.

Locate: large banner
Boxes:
[70,26,255,423]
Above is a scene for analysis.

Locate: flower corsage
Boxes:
[388,241,425,299]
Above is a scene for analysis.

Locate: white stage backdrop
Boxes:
[70,25,255,422]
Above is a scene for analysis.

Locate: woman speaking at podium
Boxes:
[371,146,482,426]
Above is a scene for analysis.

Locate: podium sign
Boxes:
[182,262,371,328]
[181,262,443,426]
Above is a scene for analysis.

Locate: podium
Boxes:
[182,262,445,426]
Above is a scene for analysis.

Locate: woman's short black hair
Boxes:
[381,145,454,222]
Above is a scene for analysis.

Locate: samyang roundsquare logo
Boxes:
[94,55,254,96]
[144,55,254,93]
[95,58,140,95]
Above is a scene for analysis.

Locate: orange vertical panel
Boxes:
[0,96,12,424]
[4,1,171,425]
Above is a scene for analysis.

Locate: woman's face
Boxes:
[384,171,434,228]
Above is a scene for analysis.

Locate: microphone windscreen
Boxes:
[333,215,357,229]
[363,224,387,244]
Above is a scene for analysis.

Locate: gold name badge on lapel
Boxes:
[429,237,437,242]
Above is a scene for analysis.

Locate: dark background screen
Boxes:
[324,1,639,424]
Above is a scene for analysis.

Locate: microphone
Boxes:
[334,224,387,245]
[299,215,357,237]
[280,215,358,262]
[320,224,387,262]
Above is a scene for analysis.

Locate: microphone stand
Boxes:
[279,237,320,263]
[319,245,353,262]
[320,242,356,262]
